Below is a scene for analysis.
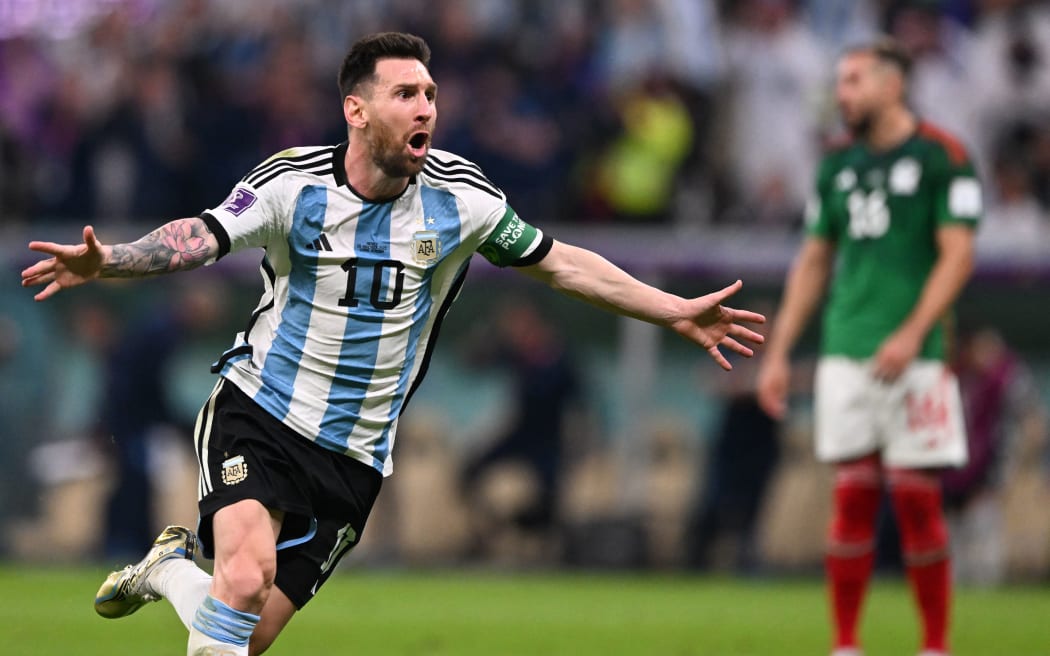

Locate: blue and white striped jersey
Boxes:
[201,143,551,476]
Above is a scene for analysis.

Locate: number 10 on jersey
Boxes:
[339,258,406,310]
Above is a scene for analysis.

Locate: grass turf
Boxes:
[1,566,1047,655]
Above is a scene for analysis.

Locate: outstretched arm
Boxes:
[21,218,219,301]
[518,240,765,370]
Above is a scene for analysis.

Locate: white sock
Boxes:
[187,625,248,655]
[187,595,259,656]
[148,558,213,631]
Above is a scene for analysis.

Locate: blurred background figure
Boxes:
[0,276,54,548]
[98,284,224,560]
[942,327,1046,586]
[685,304,779,574]
[459,299,584,563]
[719,0,826,228]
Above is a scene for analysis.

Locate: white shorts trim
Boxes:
[814,356,968,468]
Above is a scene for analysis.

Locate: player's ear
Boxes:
[343,94,367,129]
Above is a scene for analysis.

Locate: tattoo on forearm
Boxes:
[103,219,215,277]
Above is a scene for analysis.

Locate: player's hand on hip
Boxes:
[670,280,765,371]
[872,328,922,382]
[22,225,107,301]
[756,354,790,420]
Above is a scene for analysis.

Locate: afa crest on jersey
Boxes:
[221,455,248,486]
[412,230,440,264]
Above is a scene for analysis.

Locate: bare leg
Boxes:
[249,586,298,655]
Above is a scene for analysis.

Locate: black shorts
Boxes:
[194,378,383,609]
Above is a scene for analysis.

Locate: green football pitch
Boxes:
[2,566,1047,655]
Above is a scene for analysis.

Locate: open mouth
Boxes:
[407,131,429,157]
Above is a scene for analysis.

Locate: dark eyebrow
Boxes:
[392,82,438,94]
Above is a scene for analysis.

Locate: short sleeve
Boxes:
[804,157,837,240]
[934,150,982,229]
[200,177,288,260]
[476,205,553,267]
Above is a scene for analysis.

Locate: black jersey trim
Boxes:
[332,142,349,187]
[252,164,334,190]
[510,233,554,267]
[210,345,253,374]
[200,211,231,260]
[243,255,276,338]
[400,263,470,416]
[422,168,504,200]
[243,149,334,186]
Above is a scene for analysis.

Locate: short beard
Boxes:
[846,112,874,140]
[367,123,426,178]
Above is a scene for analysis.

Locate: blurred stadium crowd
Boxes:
[2,0,1050,581]
[1,0,1050,244]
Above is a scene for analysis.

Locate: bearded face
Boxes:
[836,53,899,139]
[350,58,436,181]
[364,116,430,178]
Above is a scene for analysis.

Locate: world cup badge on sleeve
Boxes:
[221,187,258,216]
[412,230,440,265]
[221,455,249,485]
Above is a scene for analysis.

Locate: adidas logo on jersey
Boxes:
[306,234,333,251]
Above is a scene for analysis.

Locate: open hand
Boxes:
[670,280,766,371]
[21,225,107,301]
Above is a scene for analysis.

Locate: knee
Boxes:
[887,469,948,556]
[828,458,882,544]
[214,551,276,610]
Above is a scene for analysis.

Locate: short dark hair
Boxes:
[337,32,431,99]
[844,36,913,80]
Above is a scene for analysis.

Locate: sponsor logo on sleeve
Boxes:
[221,187,258,216]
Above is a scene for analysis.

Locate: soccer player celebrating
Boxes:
[756,39,979,656]
[22,33,765,656]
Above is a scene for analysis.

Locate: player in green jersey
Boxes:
[757,38,980,656]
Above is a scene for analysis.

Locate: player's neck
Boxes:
[864,105,917,152]
[343,140,410,201]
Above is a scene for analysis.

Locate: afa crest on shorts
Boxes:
[221,455,248,486]
[412,229,440,264]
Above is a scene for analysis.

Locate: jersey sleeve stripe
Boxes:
[200,211,231,259]
[424,158,499,188]
[422,170,505,200]
[242,149,334,184]
[426,152,484,175]
[252,164,334,189]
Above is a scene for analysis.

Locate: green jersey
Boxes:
[805,122,981,360]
